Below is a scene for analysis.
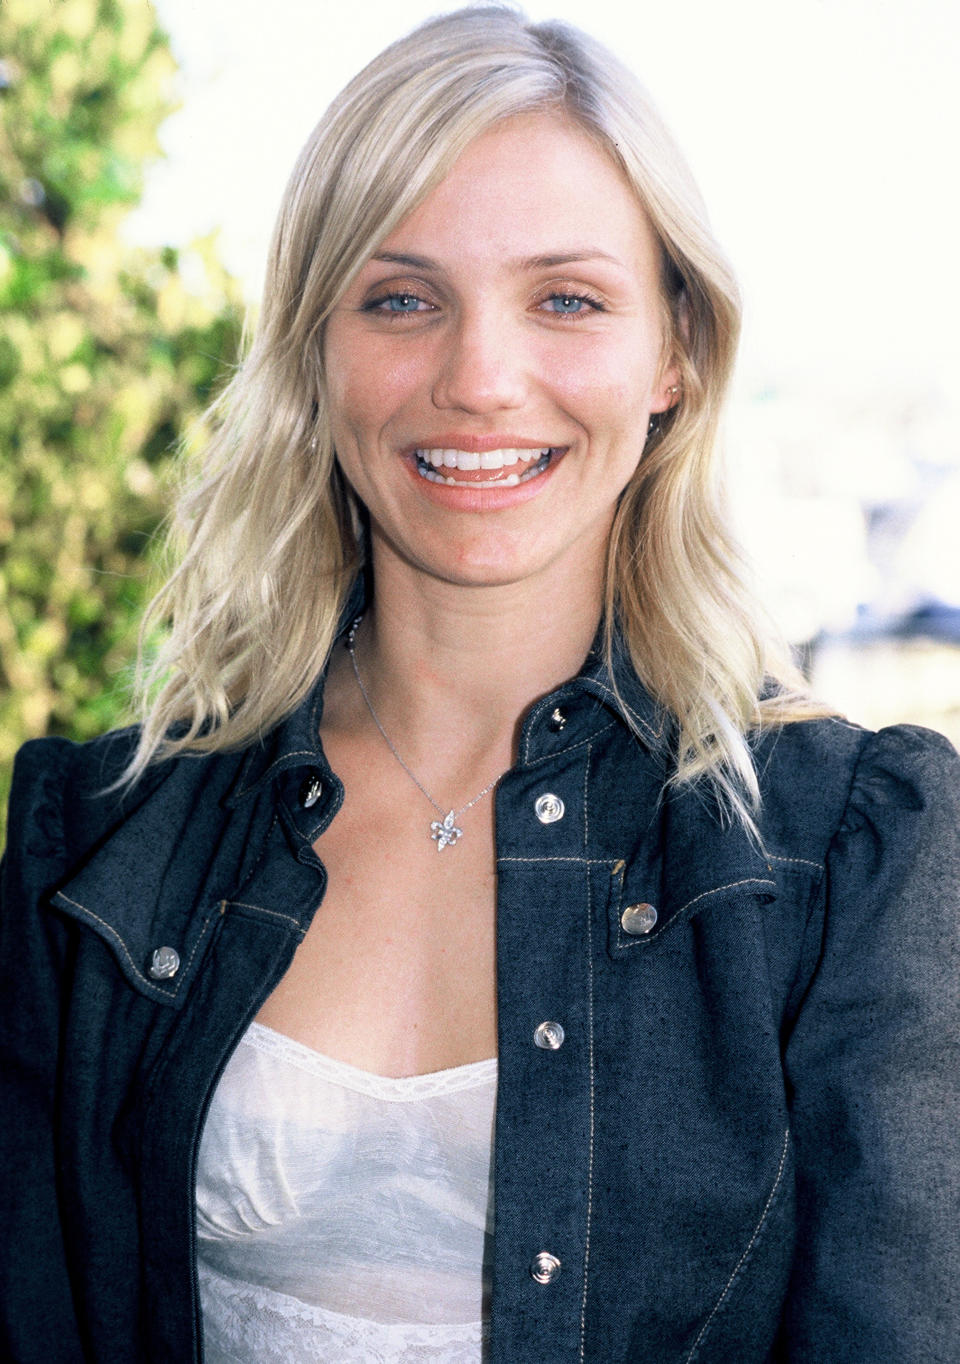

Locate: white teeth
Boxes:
[414,447,555,486]
[418,447,552,471]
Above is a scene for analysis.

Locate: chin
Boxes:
[430,559,539,589]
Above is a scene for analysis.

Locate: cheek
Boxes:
[558,369,652,438]
[326,345,425,439]
[549,330,663,424]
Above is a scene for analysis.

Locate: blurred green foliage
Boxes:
[0,0,245,836]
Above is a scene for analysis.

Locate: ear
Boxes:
[648,357,682,415]
[649,286,689,414]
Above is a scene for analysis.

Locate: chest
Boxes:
[254,736,500,1075]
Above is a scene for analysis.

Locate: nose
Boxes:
[431,306,527,414]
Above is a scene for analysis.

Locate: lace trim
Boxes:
[244,1023,498,1101]
[199,1261,488,1363]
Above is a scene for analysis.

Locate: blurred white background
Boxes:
[126,0,960,742]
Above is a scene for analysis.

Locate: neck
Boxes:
[332,545,606,772]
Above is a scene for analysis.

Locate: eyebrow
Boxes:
[371,249,626,271]
[372,251,437,269]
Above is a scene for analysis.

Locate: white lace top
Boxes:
[195,1022,498,1362]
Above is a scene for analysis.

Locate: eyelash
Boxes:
[360,287,607,320]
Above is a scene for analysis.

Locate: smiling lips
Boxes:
[414,447,558,486]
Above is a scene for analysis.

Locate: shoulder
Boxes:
[2,728,146,896]
[4,725,250,879]
[6,726,140,844]
[9,726,142,793]
[753,715,960,866]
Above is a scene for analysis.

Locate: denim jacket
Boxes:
[2,637,959,1364]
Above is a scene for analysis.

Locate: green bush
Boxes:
[0,0,245,841]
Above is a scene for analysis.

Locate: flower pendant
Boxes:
[430,810,463,850]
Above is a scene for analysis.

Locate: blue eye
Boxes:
[366,291,430,314]
[541,291,603,317]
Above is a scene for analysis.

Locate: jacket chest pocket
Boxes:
[50,886,227,1008]
[600,857,778,961]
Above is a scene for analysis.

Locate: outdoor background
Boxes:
[2,0,958,832]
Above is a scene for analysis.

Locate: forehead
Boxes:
[375,112,662,278]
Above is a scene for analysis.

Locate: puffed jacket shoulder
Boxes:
[757,720,960,1356]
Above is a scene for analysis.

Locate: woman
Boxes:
[2,6,958,1362]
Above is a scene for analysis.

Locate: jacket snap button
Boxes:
[548,707,567,732]
[299,772,323,809]
[148,946,180,980]
[530,1251,561,1284]
[533,1020,565,1050]
[534,793,564,824]
[621,902,658,936]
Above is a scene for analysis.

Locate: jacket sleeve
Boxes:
[779,724,960,1362]
[0,738,87,1362]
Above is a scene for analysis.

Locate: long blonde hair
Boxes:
[128,4,824,824]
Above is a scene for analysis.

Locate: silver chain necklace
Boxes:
[346,617,503,850]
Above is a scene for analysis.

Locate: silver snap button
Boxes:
[148,946,180,980]
[533,1021,565,1051]
[530,1251,562,1284]
[534,793,565,824]
[299,772,323,808]
[621,902,658,936]
[548,707,567,732]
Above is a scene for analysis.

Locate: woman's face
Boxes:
[324,112,679,594]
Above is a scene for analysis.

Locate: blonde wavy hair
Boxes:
[128,4,824,825]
